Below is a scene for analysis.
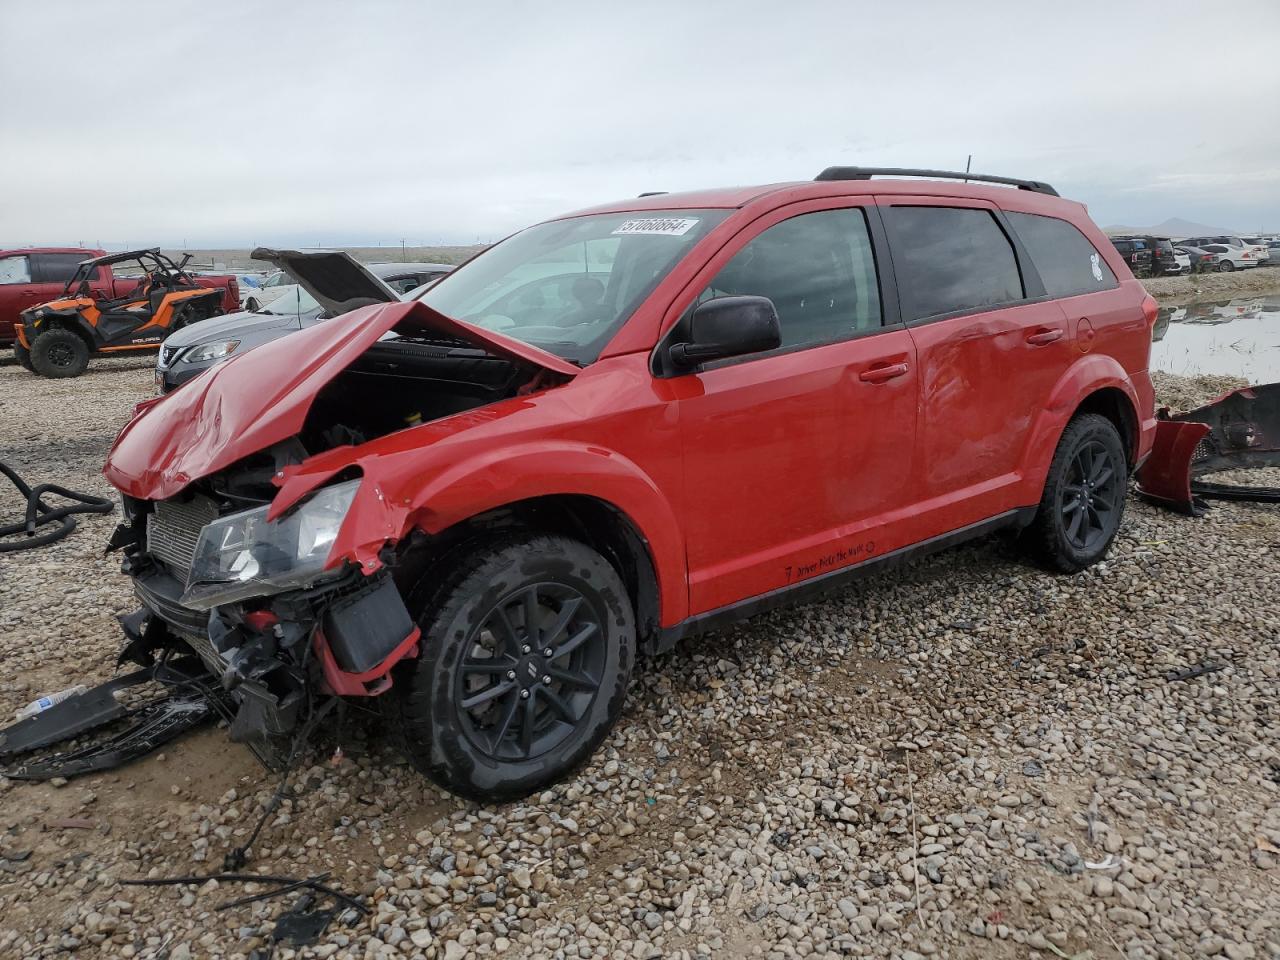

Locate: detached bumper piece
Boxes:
[1136,382,1280,515]
[0,656,226,782]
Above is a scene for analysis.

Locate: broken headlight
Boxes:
[181,479,359,610]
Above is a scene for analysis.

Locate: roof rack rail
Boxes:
[814,166,1059,197]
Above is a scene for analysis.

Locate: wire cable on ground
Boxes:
[0,461,114,552]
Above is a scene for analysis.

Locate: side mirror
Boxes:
[669,295,781,369]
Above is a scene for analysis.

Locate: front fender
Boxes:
[1018,353,1144,497]
[277,439,690,626]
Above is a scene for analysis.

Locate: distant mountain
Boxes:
[1104,217,1243,238]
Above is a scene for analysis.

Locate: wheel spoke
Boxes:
[461,679,515,711]
[522,587,541,644]
[1062,498,1083,514]
[489,694,520,753]
[518,690,538,757]
[540,686,577,723]
[1066,507,1084,544]
[549,622,597,660]
[462,657,515,675]
[1092,464,1114,489]
[547,665,598,691]
[1063,484,1084,499]
[543,596,583,648]
[488,605,520,657]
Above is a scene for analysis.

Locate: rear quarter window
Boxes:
[1007,212,1118,298]
[881,206,1023,321]
[0,255,32,284]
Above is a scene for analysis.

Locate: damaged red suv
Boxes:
[103,167,1157,800]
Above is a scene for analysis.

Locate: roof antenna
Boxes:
[964,154,972,183]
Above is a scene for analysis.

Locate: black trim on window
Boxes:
[879,204,1049,329]
[652,204,898,379]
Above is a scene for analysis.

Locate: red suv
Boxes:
[103,167,1157,800]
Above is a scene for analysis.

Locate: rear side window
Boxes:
[696,207,882,349]
[1007,212,1118,298]
[882,206,1023,321]
[0,255,32,284]
[31,252,90,284]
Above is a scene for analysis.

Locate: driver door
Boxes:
[665,202,920,615]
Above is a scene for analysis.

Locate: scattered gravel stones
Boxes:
[1,358,1277,958]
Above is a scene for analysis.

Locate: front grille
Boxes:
[147,495,219,575]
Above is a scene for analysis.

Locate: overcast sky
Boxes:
[3,0,1279,249]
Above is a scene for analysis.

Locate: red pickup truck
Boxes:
[0,248,238,343]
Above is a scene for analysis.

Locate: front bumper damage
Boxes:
[0,535,420,782]
[1136,382,1280,515]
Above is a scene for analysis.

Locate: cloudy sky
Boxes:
[3,0,1278,248]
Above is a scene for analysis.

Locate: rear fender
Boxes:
[275,440,690,626]
[1018,354,1144,498]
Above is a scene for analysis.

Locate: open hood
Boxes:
[250,247,401,316]
[104,300,580,501]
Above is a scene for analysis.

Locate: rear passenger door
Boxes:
[881,199,1067,533]
[667,201,919,614]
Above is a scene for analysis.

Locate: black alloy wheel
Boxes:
[1026,413,1128,573]
[1058,439,1123,552]
[455,582,607,762]
[393,534,634,801]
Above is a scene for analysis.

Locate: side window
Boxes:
[697,208,881,349]
[882,206,1023,321]
[31,253,89,284]
[1006,211,1118,297]
[0,255,32,284]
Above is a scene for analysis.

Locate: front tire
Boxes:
[393,534,635,801]
[29,328,90,378]
[1026,413,1128,573]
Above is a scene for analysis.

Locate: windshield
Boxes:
[262,285,320,315]
[417,209,729,364]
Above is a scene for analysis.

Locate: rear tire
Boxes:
[13,343,34,372]
[29,328,90,378]
[1218,260,1234,272]
[392,534,635,801]
[1025,413,1128,573]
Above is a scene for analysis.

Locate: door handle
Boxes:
[1025,328,1064,346]
[859,361,910,383]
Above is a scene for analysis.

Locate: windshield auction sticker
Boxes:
[612,217,700,237]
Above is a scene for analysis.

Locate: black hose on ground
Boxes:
[0,461,115,552]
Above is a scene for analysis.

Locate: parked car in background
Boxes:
[1110,236,1179,276]
[155,252,453,392]
[1240,238,1272,264]
[242,261,451,311]
[1180,236,1269,265]
[108,166,1158,800]
[1200,243,1258,271]
[1109,237,1154,276]
[1172,249,1191,275]
[1175,244,1220,273]
[0,248,113,343]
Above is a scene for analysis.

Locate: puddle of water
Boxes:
[1151,295,1280,382]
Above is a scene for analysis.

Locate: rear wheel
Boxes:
[1218,260,1234,272]
[29,328,90,378]
[392,534,635,801]
[1025,413,1127,573]
[13,343,34,372]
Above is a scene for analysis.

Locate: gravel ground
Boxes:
[0,355,1277,960]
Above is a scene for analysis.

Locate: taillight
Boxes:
[1141,295,1158,329]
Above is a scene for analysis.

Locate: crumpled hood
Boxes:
[162,309,305,350]
[104,300,580,501]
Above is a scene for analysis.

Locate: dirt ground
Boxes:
[0,346,1277,959]
[1142,264,1280,306]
